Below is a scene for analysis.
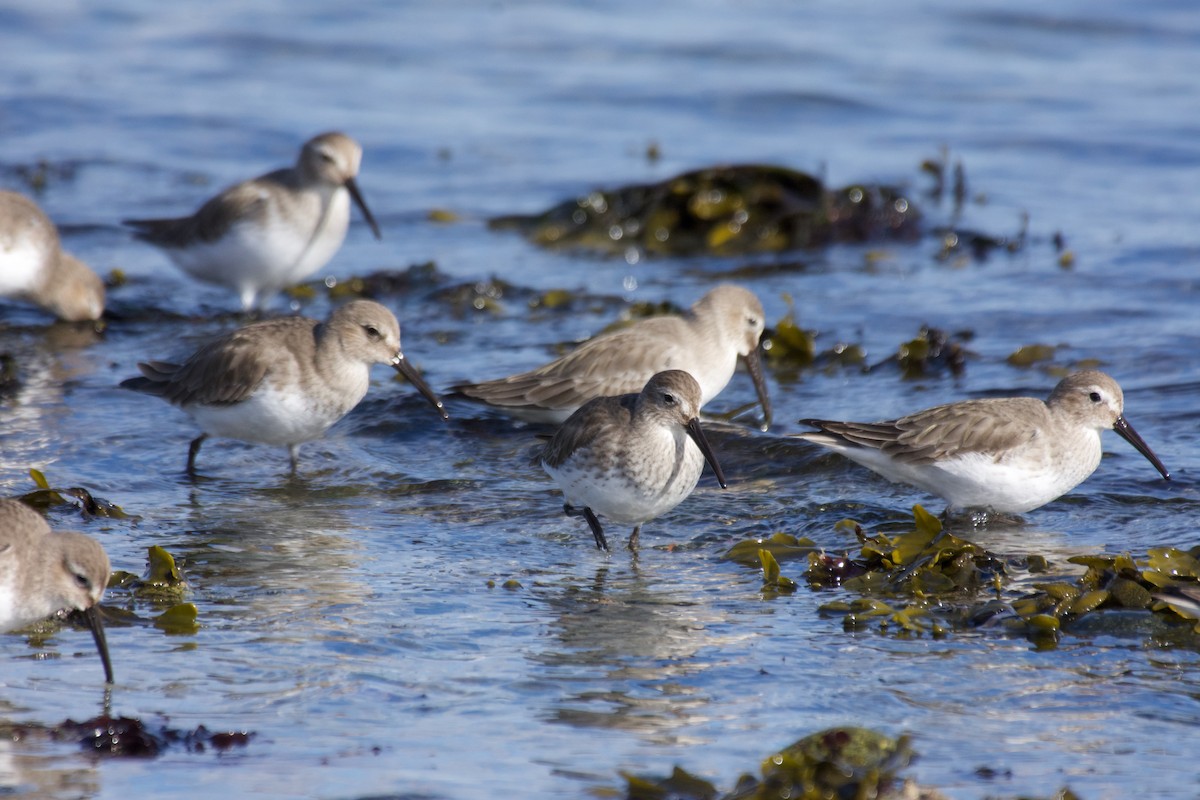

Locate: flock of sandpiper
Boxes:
[0,131,1172,684]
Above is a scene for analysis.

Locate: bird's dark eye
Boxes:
[74,572,91,590]
[662,392,677,405]
[747,316,759,327]
[1088,391,1102,403]
[319,150,336,164]
[363,325,382,341]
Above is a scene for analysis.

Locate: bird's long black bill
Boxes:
[82,605,114,685]
[741,346,772,429]
[686,417,728,489]
[392,354,450,420]
[345,176,382,240]
[1114,414,1170,480]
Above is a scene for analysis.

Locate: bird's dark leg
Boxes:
[583,508,609,552]
[564,504,609,551]
[628,525,641,552]
[186,434,207,476]
[287,444,300,475]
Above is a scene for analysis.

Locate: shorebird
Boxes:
[0,190,105,322]
[796,370,1170,515]
[121,300,448,474]
[540,370,728,551]
[453,283,771,426]
[123,131,380,311]
[0,499,113,683]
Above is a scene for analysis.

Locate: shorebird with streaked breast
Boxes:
[540,369,728,551]
[0,498,113,683]
[453,283,772,427]
[123,131,380,311]
[795,370,1170,515]
[0,190,105,322]
[120,299,448,475]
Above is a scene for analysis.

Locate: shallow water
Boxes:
[2,1,1199,797]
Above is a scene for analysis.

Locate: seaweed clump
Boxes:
[723,507,1200,650]
[623,726,919,800]
[18,469,138,520]
[490,164,921,258]
[107,545,199,635]
[7,716,252,758]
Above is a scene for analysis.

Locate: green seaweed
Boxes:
[762,294,814,368]
[758,549,797,596]
[19,469,137,519]
[622,727,917,800]
[108,545,189,602]
[1006,343,1058,367]
[623,766,718,800]
[725,507,1200,649]
[154,603,199,635]
[490,164,922,258]
[723,533,819,566]
[890,326,970,379]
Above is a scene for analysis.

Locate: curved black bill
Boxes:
[392,353,450,421]
[741,345,772,429]
[685,417,728,489]
[82,605,114,684]
[345,176,382,240]
[1114,414,1170,481]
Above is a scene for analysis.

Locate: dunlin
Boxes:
[453,283,772,426]
[540,370,728,551]
[120,299,448,474]
[0,190,105,322]
[796,370,1170,514]
[123,132,381,311]
[0,499,113,683]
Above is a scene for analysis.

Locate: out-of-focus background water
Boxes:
[1,1,1198,797]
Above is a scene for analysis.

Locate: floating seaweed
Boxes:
[6,715,252,758]
[1005,343,1059,368]
[760,294,867,383]
[757,549,798,597]
[298,261,446,301]
[723,532,819,567]
[490,164,922,258]
[869,325,972,379]
[107,546,198,634]
[623,726,919,800]
[109,545,188,601]
[932,224,1027,263]
[724,506,1200,649]
[18,469,138,520]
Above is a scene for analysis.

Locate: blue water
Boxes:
[2,1,1199,797]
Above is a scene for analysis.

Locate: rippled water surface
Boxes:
[2,1,1199,798]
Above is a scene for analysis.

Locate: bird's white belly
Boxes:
[188,382,358,446]
[284,190,350,283]
[170,220,306,290]
[0,581,20,631]
[853,445,1102,514]
[687,352,737,409]
[0,238,49,297]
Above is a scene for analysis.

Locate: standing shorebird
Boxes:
[453,283,772,426]
[120,300,448,474]
[123,131,381,311]
[796,370,1170,515]
[0,190,105,322]
[540,370,728,551]
[0,499,113,683]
